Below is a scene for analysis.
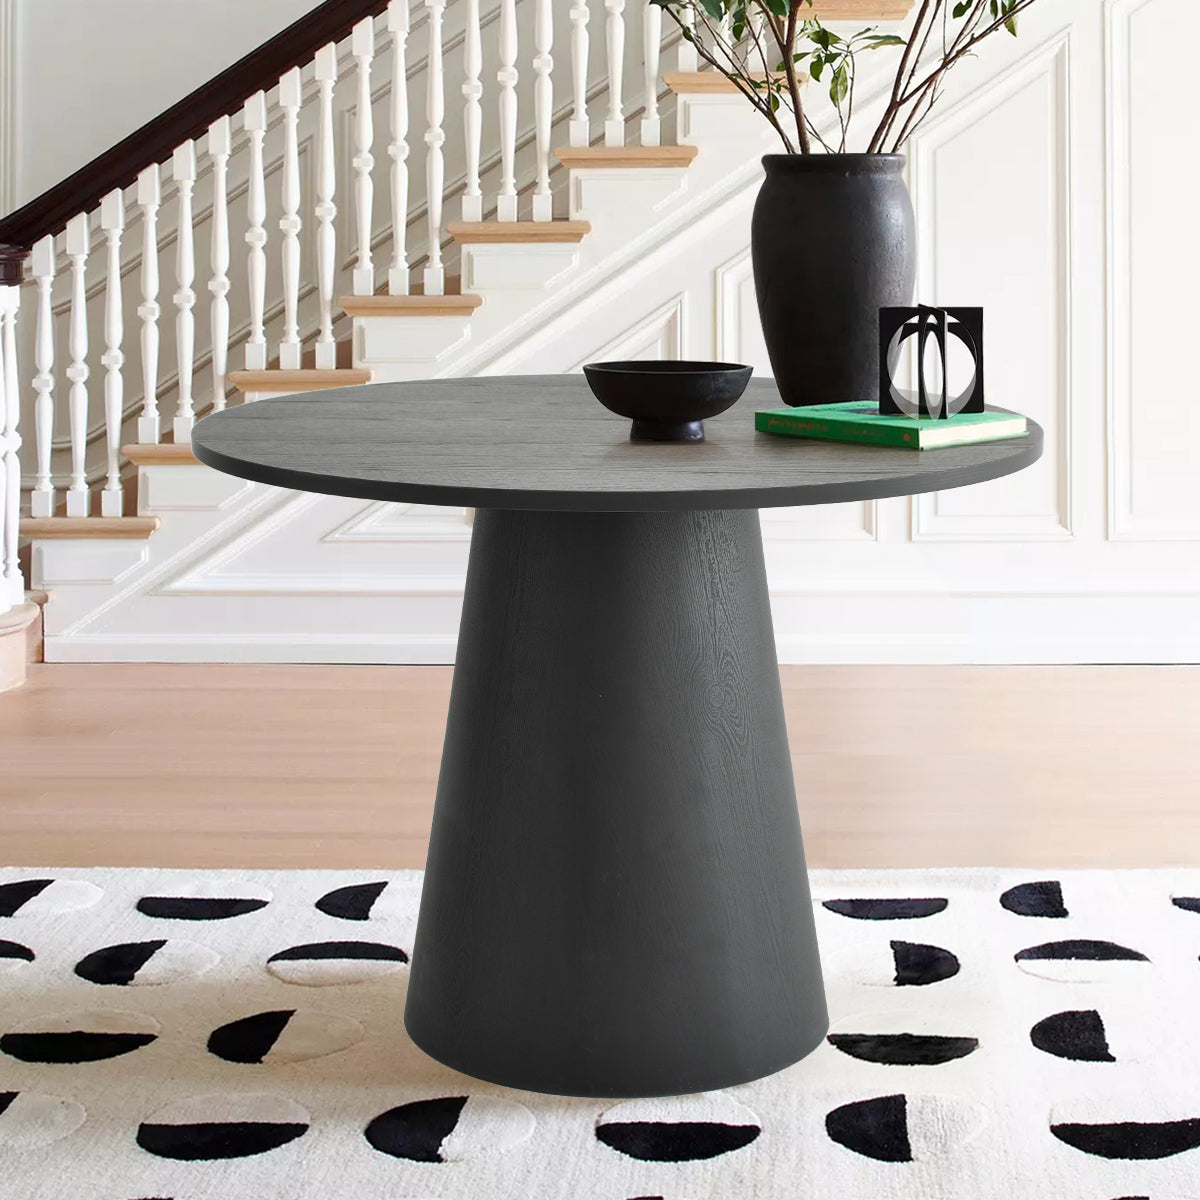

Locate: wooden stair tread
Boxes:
[21,516,161,540]
[122,443,200,466]
[228,368,374,393]
[339,292,483,317]
[808,0,912,15]
[555,144,699,169]
[664,71,808,95]
[447,220,591,244]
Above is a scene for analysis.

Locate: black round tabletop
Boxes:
[191,376,1043,512]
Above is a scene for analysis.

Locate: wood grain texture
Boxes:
[554,144,700,167]
[227,368,373,392]
[2,663,1198,869]
[446,220,592,243]
[122,443,200,466]
[338,293,484,317]
[663,71,802,94]
[191,376,1043,511]
[405,507,827,1095]
[20,516,161,539]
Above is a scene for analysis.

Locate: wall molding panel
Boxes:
[1105,0,1199,541]
[909,29,1074,544]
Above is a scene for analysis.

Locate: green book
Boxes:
[754,401,1028,450]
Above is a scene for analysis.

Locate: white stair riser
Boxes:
[356,314,475,367]
[138,464,254,514]
[567,168,689,222]
[460,243,582,292]
[35,542,150,589]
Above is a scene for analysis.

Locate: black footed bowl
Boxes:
[583,360,754,442]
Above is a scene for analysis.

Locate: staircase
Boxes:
[0,0,914,667]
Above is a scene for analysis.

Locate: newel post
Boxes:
[0,247,26,618]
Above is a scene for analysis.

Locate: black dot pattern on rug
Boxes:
[76,941,164,985]
[206,1009,364,1065]
[207,1011,294,1064]
[0,939,35,964]
[826,1094,912,1162]
[891,940,960,986]
[1050,1118,1200,1160]
[1,1010,160,1065]
[315,881,388,921]
[266,940,408,986]
[365,1096,468,1162]
[1000,880,1068,918]
[0,878,101,918]
[75,940,219,986]
[365,1095,535,1162]
[824,898,948,920]
[2,1030,156,1065]
[268,941,407,964]
[1030,1010,1115,1062]
[1172,896,1200,914]
[137,896,269,921]
[137,1095,310,1161]
[827,1033,979,1066]
[0,880,52,917]
[1016,940,1148,963]
[596,1121,760,1163]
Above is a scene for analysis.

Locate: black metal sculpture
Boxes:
[880,306,984,419]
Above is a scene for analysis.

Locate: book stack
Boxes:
[754,401,1027,450]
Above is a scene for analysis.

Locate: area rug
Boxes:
[1,866,1198,1200]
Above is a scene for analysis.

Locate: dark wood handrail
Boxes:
[0,0,392,282]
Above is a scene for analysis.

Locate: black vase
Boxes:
[751,154,915,407]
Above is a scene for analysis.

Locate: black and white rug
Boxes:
[1,866,1198,1199]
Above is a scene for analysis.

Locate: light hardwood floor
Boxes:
[1,664,1197,869]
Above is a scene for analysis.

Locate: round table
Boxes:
[193,376,1042,1099]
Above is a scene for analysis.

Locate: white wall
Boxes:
[9,0,316,208]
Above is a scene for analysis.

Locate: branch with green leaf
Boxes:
[651,0,1038,153]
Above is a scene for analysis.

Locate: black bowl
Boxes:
[583,360,754,442]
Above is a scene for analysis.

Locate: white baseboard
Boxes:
[42,594,1200,666]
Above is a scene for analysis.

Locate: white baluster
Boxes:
[208,116,232,409]
[675,4,697,71]
[244,91,269,370]
[352,17,376,296]
[569,0,590,147]
[100,190,125,518]
[460,0,483,223]
[0,285,20,608]
[605,0,626,147]
[425,0,446,294]
[136,165,162,442]
[30,237,55,518]
[172,141,197,441]
[277,68,303,370]
[532,0,554,221]
[65,213,90,518]
[314,44,341,361]
[641,0,661,147]
[496,0,519,222]
[386,5,410,293]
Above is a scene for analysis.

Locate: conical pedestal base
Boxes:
[405,508,828,1098]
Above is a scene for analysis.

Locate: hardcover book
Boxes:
[755,401,1027,450]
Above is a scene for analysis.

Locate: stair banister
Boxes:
[0,0,393,271]
[0,284,19,611]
